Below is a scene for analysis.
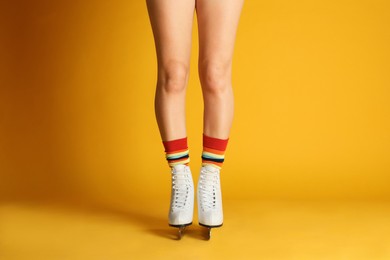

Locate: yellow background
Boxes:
[1,0,390,259]
[1,0,389,202]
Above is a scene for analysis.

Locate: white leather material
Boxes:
[197,165,223,226]
[168,164,194,226]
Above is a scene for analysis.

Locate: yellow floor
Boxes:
[1,199,390,260]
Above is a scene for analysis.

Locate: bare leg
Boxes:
[196,0,245,139]
[146,0,196,141]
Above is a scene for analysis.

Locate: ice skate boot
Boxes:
[168,164,194,239]
[197,165,223,240]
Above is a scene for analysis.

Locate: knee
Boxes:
[158,60,189,94]
[199,60,232,94]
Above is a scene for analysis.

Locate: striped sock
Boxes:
[162,137,190,168]
[201,133,229,170]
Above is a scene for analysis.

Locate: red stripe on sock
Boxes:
[162,137,188,153]
[203,133,229,151]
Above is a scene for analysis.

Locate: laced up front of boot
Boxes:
[168,165,194,227]
[198,169,219,211]
[170,167,192,211]
[197,165,223,227]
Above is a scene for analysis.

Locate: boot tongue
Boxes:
[172,164,187,173]
[204,165,219,173]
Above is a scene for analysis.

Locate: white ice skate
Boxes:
[197,165,223,240]
[168,164,194,239]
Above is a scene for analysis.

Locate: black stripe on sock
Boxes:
[201,156,224,163]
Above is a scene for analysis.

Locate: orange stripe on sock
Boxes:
[203,147,225,155]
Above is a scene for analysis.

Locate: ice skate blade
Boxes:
[169,222,192,240]
[177,226,186,240]
[199,223,223,240]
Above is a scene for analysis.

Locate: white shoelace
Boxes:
[199,170,219,210]
[171,173,191,210]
